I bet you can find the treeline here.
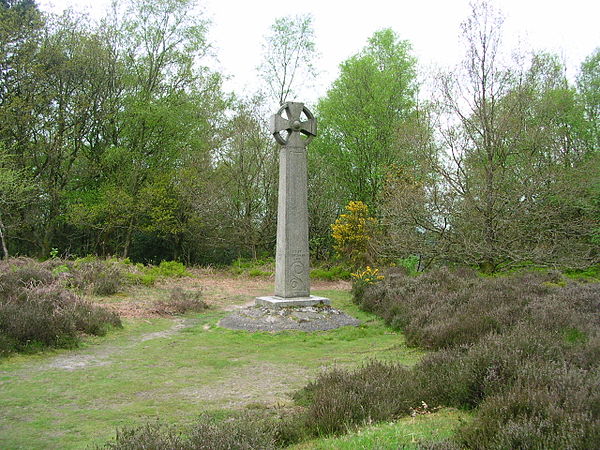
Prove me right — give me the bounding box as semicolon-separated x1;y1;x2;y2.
0;0;598;271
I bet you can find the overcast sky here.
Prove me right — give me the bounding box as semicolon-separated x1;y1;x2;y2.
38;0;599;105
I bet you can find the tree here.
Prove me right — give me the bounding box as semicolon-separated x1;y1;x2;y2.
426;2;598;271
577;48;600;149
258;14;317;105
212;97;278;259
93;0;224;259
312;28;417;210
0;8;119;256
0;148;36;259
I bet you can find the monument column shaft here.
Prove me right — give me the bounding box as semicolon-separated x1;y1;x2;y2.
275;133;310;298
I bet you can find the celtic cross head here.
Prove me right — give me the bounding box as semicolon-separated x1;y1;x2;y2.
269;102;317;146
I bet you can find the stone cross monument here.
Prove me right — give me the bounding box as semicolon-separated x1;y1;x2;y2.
256;102;330;308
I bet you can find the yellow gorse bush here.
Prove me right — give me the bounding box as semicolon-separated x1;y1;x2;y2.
351;265;384;284
331;201;376;268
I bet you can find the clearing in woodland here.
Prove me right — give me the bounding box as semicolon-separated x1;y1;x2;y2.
0;270;431;449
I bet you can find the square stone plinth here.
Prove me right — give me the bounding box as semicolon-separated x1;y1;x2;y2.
255;295;330;308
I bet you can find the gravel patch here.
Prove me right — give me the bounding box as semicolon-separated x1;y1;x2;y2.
218;305;360;332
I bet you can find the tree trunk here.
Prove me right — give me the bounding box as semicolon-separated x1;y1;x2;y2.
122;217;134;259
0;213;9;260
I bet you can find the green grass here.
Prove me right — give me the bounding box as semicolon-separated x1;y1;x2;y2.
0;289;424;449
291;408;469;449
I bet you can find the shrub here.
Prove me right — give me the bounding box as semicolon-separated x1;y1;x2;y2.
101;422;186;449
149;261;191;278
310;265;352;281
125;272;157;286
152;288;208;315
342;268;600;448
395;255;420;275
458;365;600;449
296;361;418;436
0;262;53;296
247;269;272;277
68;258;191;293
102;414;277;450
186;414;276;449
229;257;274;277
70;259;125;295
331;200;377;268
350;266;384;301
0;259;122;356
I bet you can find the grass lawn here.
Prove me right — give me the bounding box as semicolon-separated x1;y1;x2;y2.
292;408;469;449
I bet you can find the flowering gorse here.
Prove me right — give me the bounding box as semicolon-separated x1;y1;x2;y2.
331;201;376;268
351;266;384;284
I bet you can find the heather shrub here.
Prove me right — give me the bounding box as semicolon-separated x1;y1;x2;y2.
344;268;600;448
458;366;600;449
68;257;191;294
186;414;276;449
355;268;579;350
0;259;122;356
70;259;125;295
102;414;277;450
0;262;53;295
296;361;418;435
152;287;208;315
101;422;186;449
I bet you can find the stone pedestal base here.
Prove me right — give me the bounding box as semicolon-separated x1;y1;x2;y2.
255;295;330;308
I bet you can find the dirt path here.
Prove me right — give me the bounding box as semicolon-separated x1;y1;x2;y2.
39;318;198;372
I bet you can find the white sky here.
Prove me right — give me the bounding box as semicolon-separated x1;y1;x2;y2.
39;0;600;105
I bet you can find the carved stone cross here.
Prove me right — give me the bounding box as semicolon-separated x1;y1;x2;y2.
270;102;317;146
256;102;330;308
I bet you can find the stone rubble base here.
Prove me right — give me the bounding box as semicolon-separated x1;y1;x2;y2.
218;305;360;332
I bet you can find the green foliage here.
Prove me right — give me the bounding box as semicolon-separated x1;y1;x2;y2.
0;0;597;277
51;264;70;275
149;261;191;278
310;265;352;281
564;265;600;280
229;257;274;277
312;28;417;207
121;260;191;286
577;47;600;147
395;255;420;275
247;269;272;277
426;10;600;271
125;272;157;286
563;327;587;344
350;266;384;301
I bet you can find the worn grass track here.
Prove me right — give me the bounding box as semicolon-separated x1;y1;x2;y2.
0;280;425;449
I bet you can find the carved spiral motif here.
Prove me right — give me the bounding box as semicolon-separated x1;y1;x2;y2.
291;261;304;274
